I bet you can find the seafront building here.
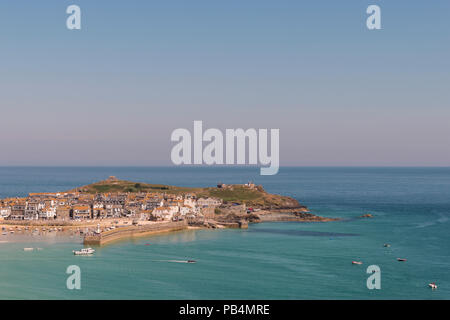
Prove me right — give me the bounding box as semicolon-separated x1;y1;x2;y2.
0;191;222;222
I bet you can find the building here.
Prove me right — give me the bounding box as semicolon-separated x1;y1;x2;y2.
39;206;56;219
145;198;164;210
10;202;26;220
56;206;71;220
197;197;222;208
73;205;91;220
25;201;40;220
152;206;178;221
0;187;205;222
0;207;11;219
93;208;107;219
106;204;123;218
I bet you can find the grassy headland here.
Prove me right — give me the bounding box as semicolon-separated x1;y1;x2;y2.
69;179;305;210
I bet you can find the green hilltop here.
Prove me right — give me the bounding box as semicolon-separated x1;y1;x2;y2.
68;177;304;210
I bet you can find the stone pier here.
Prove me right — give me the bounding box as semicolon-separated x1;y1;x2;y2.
84;220;188;245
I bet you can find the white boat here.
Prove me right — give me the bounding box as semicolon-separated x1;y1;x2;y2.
429;282;438;289
23;248;34;251
352;261;363;265
73;247;95;256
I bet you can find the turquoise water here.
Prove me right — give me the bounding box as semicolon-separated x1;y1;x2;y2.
0;167;449;299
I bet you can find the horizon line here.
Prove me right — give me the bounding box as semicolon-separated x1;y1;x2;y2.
0;165;449;168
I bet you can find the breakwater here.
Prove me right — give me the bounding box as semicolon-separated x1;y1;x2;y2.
258;212;338;222
84;221;188;245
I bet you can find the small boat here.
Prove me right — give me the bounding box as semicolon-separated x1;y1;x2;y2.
383;244;391;247
162;260;197;264
23;248;34;251
73;248;95;256
429;282;437;289
397;258;407;262
352;261;363;265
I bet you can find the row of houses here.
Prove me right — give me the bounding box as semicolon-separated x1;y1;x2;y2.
0;191;222;222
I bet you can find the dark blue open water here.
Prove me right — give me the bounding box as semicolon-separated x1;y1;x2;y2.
0;167;448;299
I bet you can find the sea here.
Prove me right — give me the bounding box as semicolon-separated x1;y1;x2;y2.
0;167;448;299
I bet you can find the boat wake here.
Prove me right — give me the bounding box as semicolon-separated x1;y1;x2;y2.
154;260;197;264
414;213;449;228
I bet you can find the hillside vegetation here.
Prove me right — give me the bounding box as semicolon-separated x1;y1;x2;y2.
68;178;305;210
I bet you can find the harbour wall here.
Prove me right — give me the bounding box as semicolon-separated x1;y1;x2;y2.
84;220;188;245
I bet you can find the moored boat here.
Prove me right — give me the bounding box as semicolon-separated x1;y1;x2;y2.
73;247;95;255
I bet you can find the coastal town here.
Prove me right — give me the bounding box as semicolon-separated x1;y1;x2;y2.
0;176;326;245
0;177;231;223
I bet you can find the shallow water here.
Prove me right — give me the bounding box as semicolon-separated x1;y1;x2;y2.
0;167;448;299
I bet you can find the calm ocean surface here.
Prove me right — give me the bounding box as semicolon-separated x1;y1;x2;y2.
0;167;448;299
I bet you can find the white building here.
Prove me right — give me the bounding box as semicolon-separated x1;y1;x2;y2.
0;207;11;219
183;197;197;208
93;202;104;209
197;197;222;208
39;207;56;219
152;206;179;220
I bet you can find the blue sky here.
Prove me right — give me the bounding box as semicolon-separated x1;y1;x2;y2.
0;0;449;166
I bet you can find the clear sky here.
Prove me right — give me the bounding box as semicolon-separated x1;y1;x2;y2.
0;0;449;166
